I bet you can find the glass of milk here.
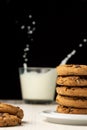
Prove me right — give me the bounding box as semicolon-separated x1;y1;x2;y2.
19;67;57;103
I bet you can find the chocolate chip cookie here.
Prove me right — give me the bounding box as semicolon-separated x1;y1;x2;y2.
56;95;87;108
0;102;24;119
56;76;87;86
0;102;24;127
0;113;21;127
56;86;87;97
56;64;87;76
56;105;87;114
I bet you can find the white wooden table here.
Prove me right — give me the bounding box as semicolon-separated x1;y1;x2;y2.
0;100;87;130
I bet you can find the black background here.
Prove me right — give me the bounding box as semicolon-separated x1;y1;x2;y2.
0;0;87;99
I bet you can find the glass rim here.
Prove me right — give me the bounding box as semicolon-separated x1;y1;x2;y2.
19;67;56;70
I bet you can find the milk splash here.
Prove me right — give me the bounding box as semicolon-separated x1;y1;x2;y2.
20;14;36;72
60;38;87;65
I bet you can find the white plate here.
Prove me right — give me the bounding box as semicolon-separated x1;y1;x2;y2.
41;110;87;125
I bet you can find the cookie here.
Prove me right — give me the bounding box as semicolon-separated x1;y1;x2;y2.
56;86;87;97
56;64;87;76
0;113;21;127
0;102;24;119
56;76;87;86
56;95;87;108
56;105;87;114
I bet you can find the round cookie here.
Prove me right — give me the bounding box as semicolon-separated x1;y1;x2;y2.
56;95;87;108
56;64;87;76
56;76;87;86
56;105;87;114
56;86;87;97
0;113;21;127
0;102;24;119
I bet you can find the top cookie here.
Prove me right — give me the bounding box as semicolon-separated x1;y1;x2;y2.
56;64;87;75
0;102;24;119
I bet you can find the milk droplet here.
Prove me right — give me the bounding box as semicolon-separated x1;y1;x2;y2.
23;55;26;58
28;30;33;34
79;43;83;47
83;39;87;42
27;26;31;30
25;44;29;48
32;21;36;25
29;15;32;19
24;48;29;51
21;25;25;29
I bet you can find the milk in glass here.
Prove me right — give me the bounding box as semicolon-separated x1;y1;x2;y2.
19;67;57;103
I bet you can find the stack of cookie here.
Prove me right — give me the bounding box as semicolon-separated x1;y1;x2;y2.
56;64;87;114
0;102;24;127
